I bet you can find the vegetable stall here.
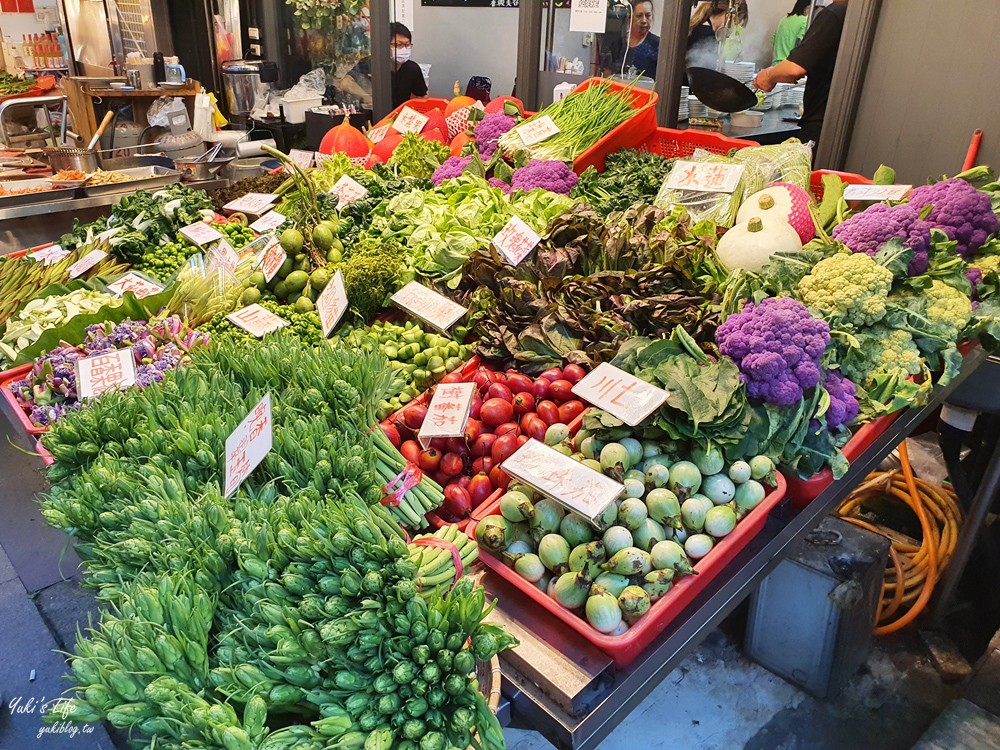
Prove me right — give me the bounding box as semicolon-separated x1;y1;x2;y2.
0;79;998;750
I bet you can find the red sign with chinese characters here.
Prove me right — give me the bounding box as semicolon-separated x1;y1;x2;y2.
418;382;475;448
492;216;541;266
316;269;348;336
571;362;669;427
502;439;624;521
664;160;745;194
105;272;165;299
76;348;137;399
226;304;289;338
224;394;273;497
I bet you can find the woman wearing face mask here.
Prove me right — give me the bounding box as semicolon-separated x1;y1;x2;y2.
338;22;428;111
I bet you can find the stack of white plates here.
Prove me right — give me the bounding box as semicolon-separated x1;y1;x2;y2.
678;86;689;120
723;61;756;84
774;81;805;110
688;97;707;119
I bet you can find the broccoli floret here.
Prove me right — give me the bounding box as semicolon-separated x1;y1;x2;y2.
797;252;894;328
831;203;931;276
839;325;924;389
907;178;999;259
716;296;831;407
510;160;579;196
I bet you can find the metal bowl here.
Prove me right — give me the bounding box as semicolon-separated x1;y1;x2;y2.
45;148;99;173
172;157;235;181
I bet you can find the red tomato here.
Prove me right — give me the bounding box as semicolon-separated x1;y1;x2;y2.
505;372;533;394
443;485;472;518
417;449;442;472
558;400;586;424
473;367;501;391
494;422;520;437
480;398;514;427
381;422;401;448
400;440;421;464
471;433;497;458
472;456;495;475
491;433;520;464
536;400;561;426
489;465;511;491
540;367;564;382
531;378;551;400
402;404;427;430
521;415;548;442
563;363;587;384
468;473;494;507
549;379;575;403
440;452;465;477
512;391;536;416
486;382;514;402
440;371;465;384
469;395;482;419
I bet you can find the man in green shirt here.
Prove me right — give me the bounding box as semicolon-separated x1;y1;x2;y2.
772;0;810;65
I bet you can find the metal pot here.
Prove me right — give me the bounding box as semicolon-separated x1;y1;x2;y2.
45;147;99;172
173;157;235;181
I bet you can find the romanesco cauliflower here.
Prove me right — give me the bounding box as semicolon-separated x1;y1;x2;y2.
796;252;894;328
839;325;924;389
899;279;972;342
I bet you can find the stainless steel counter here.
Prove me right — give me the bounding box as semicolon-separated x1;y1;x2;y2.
682;105;803;146
493;347;987;749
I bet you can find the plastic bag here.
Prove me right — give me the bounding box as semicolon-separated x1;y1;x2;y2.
283;68;326;101
654;139;813;227
147;96;188;128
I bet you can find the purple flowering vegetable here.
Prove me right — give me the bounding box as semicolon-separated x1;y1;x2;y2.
488;177;511;194
716;297;831;407
907;178;999;259
823;371;860;429
510;160;579;195
474;112;515;160
431;155;473;186
831;202;930;275
966;266;983;301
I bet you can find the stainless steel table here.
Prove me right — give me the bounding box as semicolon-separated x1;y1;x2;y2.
492;348;987;749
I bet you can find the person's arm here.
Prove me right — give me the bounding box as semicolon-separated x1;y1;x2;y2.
753;59;806;91
337;74;373;107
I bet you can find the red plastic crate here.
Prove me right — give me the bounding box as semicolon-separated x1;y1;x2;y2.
376;97;451;129
0;363;45;437
637;126;758;159
469;474;785;668
809;169;871;203
569;78;659;175
36;438;53;466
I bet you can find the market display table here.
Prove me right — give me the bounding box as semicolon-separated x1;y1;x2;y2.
492;347;987;750
682;105;802;146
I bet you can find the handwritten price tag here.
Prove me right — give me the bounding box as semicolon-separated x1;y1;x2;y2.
843;184;912;202
227;304;289;338
664;160;745;194
390;281;468;333
180;221;224;246
572;362;669;427
517;115;560;146
68;249;108;279
250;211;287;233
329;174;369;207
224;394;273;497
223;192;278;216
28;244;69;266
289;148;315;168
418;382;476;449
392;106;429;134
367;125;390;144
502;439;624;521
208;239;240;274
256;237;287;282
493;216;541;266
105;272;165;299
76;348;136;399
317;268;348;336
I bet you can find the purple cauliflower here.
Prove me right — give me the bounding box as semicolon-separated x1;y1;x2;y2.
431;155;473;186
716;296;831;407
832;202;930;276
488;177;511;194
474;112;515;160
823;371;859;429
510;160;579;196
966;266;983;301
907;178;999;259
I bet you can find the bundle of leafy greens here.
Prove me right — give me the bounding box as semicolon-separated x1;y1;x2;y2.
572;148;676;214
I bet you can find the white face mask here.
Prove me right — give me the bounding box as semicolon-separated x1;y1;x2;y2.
393;46;412;64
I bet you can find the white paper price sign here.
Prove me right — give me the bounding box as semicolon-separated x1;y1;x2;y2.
250;211;287;233
317;268;348;336
68;249;108;279
572;362;670;427
843;184;912;202
180;221;224;246
106;272;164;299
227;304;289;338
329;174;369;207
390;281;468;333
28;244;69;266
367;124;390;144
223;192;278;216
517;115;560;146
256;237;287;282
502;439;624;520
493;216;541;266
569;0;608;32
288;148;315;168
76;348;136;399
224;394;273;497
392;106;429;134
418;382;476;449
664;161;745;194
208;239;240;274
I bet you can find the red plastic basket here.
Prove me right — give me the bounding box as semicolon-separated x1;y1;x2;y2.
376;97;451;130
569;78;659;174
0;363;45;437
809;169;872;203
637;126;758;159
36;438;53;466
469;473;786;668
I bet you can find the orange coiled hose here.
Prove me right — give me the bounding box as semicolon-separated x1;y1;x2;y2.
836;441;962;635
